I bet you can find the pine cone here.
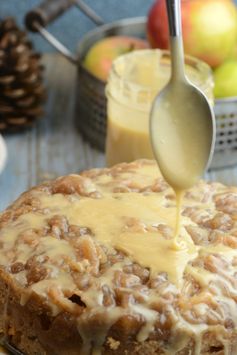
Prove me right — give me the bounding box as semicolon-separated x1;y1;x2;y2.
0;17;45;131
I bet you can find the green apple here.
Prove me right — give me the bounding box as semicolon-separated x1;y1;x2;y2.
83;36;148;82
214;59;237;98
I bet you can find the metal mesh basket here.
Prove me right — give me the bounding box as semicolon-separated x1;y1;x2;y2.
25;3;147;151
211;97;237;169
76;66;107;150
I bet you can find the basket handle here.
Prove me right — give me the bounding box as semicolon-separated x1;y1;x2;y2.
25;0;104;63
25;0;74;31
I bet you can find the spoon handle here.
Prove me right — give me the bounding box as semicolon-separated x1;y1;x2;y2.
166;0;185;80
166;0;182;37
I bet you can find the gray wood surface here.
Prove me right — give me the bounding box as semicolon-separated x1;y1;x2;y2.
0;54;105;211
0;53;237;212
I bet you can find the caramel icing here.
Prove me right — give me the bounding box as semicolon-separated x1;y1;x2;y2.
37;189;198;286
0;160;237;354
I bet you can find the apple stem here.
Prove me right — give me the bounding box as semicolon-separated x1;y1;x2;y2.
121;43;135;55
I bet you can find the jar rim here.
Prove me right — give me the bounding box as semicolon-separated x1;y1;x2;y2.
109;48;213;93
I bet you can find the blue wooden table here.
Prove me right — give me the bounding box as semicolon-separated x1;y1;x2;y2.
1;53;237;212
0;54;105;211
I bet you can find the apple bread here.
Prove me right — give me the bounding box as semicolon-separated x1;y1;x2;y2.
0;160;237;354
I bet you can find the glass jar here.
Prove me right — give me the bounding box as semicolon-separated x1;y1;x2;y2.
105;49;214;166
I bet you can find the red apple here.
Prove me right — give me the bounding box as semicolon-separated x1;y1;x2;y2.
147;0;237;68
83;36;148;82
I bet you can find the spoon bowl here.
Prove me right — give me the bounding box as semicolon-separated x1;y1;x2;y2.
150;77;215;191
150;0;215;192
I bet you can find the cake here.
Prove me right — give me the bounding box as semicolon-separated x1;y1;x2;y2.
0;159;237;354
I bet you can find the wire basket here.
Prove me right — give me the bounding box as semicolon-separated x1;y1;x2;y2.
76;65;106;150
210;97;237;169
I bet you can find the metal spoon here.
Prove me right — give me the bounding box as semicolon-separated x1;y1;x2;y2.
150;0;215;192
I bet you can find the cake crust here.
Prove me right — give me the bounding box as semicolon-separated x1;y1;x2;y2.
0;160;237;354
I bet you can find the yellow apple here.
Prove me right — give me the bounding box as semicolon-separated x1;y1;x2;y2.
83;36;148;82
